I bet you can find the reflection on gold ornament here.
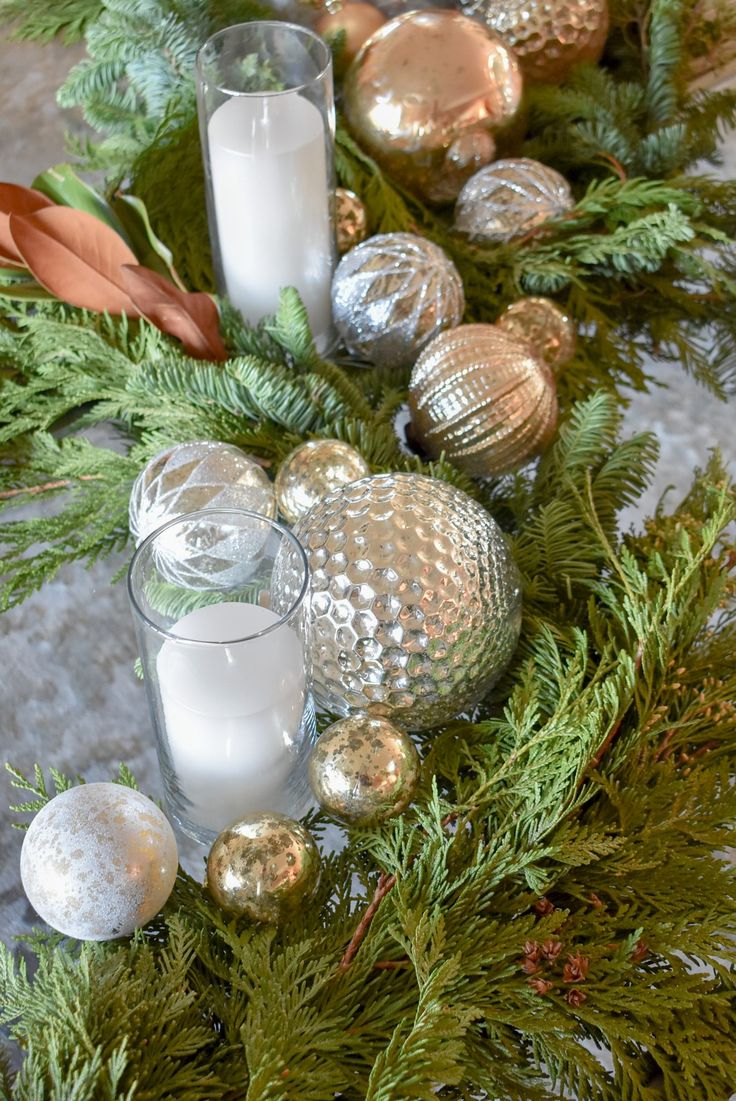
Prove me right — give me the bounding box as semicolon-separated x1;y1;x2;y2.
275;438;370;525
408;324;558;476
496;297;576;373
335;187;369;253
315;1;386;64
457;0;609;84
343;10;523;204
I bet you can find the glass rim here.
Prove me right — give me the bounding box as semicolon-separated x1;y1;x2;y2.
195;20;332;99
127;507;310;645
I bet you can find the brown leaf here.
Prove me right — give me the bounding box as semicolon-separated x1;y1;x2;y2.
9;206;139;315
121;264;227;361
0;183;54;265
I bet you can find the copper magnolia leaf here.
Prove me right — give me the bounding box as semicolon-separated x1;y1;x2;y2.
9;206;139;315
0;183;54;265
121;264;227;361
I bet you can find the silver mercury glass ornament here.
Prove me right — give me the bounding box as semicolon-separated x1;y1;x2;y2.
454;158;575;244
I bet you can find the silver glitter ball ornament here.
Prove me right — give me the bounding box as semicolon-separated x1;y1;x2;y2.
454;158;574;244
409;323;557;477
335;187;369;254
275;439;370;526
457;0;609;85
331;232;465;368
308;715;420;825
295;472;521;728
206;812;320;923
496;297;576;373
20;783;178;940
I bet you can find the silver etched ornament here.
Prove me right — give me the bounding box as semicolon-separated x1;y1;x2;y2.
20;784;178;940
454;158;574;244
457;0;609;84
335;187;369;254
308;715;420;825
331;232;465;368
409;323;557;476
206;812;320;923
275;439;370;525
496;297;576;373
294;472;521;728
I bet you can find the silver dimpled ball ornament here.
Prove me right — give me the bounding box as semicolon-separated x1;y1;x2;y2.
275;439;370;526
409;323;558;477
20;783;178;940
454;158;575;244
496;297;577;373
308;715;420;825
331;232;465;368
295;472;521;728
206;812;320;923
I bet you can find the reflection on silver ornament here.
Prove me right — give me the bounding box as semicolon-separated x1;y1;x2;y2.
295;472;522;729
343;10;523;204
331;232;464;368
335;187;369;254
496;297;576;373
206;812;320;923
409;323;558;476
457;0;609;84
275;439;370;525
20;783;178;940
308;715;420;824
454;158;574;244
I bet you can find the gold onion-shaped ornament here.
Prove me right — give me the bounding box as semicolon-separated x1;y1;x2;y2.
409;318;569;477
343;10;523;204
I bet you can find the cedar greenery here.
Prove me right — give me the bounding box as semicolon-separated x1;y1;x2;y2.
1;0;736;1097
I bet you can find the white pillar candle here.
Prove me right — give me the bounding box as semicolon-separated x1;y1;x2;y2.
156;600;307;833
208;92;333;350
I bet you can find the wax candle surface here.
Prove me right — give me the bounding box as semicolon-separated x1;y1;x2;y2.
208;93;333;350
156;601;306;833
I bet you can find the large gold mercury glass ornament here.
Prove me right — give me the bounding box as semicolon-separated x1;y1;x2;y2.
343;10;523;204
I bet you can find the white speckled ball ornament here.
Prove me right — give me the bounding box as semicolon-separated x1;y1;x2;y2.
20;783;178;940
331;232;465;368
454;158;575;244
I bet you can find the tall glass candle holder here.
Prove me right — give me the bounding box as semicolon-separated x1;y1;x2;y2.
196;22;336;353
128;508;315;844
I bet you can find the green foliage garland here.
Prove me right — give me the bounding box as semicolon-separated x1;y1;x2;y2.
0;0;736;1096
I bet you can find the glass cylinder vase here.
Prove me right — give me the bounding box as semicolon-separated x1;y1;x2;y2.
196;21;336;353
127;508;315;844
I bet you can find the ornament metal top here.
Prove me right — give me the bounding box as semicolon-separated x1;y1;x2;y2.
275;438;370;525
343;10;523;204
454;158;575;244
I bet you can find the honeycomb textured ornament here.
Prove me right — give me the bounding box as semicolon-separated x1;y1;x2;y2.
343;10;523;204
496;297;577;373
331;232;465;368
294;472;522;728
409;324;558;476
454;158;574;244
457;0;609;84
275;439;370;525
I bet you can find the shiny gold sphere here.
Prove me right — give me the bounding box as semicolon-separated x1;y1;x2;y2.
496;297;576;373
315;1;386;63
206;813;320;923
335;187;369;254
308;716;420;825
275;439;370;525
343;10;523;204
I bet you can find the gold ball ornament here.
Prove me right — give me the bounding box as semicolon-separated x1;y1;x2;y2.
20;783;178;940
454;158;575;244
408;324;558;477
457;0;609;84
315;1;386;64
335;187;369;254
275;439;370;526
496;297;576;373
308;715;420;825
343;10;523;204
206;813;320;923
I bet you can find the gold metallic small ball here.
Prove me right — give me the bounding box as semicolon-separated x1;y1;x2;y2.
496;297;577;373
316;1;386;63
206;813;320;923
308;716;420;825
343;10;523;204
275;439;370;525
335;187;369;254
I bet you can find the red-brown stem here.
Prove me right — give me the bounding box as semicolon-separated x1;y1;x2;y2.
373;959;410;970
597;151;628;181
0;475;102;500
339;872;397;973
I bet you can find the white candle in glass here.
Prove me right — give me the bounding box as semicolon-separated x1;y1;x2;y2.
207;92;333;350
156;600;306;833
